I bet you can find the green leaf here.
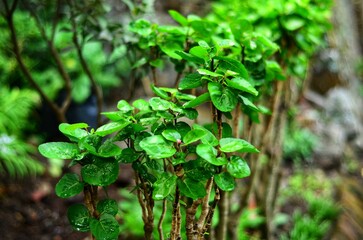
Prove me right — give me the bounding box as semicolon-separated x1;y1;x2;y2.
55;173;84;198
129;19;152;36
215;56;249;79
178;178;207;199
162;129;181;142
219;138;259;153
226;77;258;96
81;158;119;186
182;129;207;145
214;172;236;191
152;173;177;200
175;92;196;101
208;82;237;112
197;68;223;77
217;39;236;48
78;134;102;155
95;120;131;137
159;42;183;59
67;204;90;232
179;73;203;90
90;214;119;240
149;97;171;111
116;148;140;163
101;111;125;121
98;140;122;157
182;108;198;120
97;199;118;216
175;51;205;65
139;135;176;158
183;92;210;108
59;123;89;142
198;40;210;49
168;10;188;26
151;84;171;100
117;100;134;113
132;99;150;111
240;96;259;111
190;46;209;61
196;144;218;164
193;124;218;146
38;142;80;159
281;16;305;31
227;156;251;178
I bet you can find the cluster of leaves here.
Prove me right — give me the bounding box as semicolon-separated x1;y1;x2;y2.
0;87;44;177
211;0;333;82
38;7;285;238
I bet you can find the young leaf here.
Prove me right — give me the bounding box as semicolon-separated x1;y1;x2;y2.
208;82;237;112
152;173;177;200
117;100;134;113
139;135;176;158
219;138;259;153
81;158;119;186
90;214;119;240
196;144;218;165
175;51;205;65
149;97;171;111
151;84;171;100
59;123;89;142
67;204;90;232
97;199;118;216
240;96;259;111
168;10;188;26
227;156;251;178
183;92;210;108
95;120;131;137
162;129;181;142
177;178;207;200
38;142;80;159
226;77;258;96
215;56;249;79
197;68;223;77
55;173;84;198
179;73;203;90
132;99;150;111
215;172;236;191
182;129;207;145
190;46;209;61
193;124;218;146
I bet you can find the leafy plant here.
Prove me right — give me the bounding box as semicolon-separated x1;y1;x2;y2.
37;6;283;239
0;87;44;177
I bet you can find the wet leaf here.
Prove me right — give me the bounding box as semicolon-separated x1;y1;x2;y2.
39;142;80;159
208;82;237;112
227;155;251;178
219;138;259;153
97;199;118;216
215;172;236;191
152;173;177;200
55;173;84;198
139;135;176;158
67;204;90;232
81;158;119;186
90;214;119;240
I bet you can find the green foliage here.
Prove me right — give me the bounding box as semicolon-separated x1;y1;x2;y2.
280;171;339;240
0;87;43;177
283;125;318;163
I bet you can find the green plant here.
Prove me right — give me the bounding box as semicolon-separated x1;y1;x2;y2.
283;125;318;164
0;87;44;177
279;171;339;240
37;6;283;239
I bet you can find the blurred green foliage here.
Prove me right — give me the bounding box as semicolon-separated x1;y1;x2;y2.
0;87;44;177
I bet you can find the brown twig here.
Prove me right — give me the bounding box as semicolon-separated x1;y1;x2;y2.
2;0;67;123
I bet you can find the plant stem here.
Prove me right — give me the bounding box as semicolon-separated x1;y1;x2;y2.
158;199;167;240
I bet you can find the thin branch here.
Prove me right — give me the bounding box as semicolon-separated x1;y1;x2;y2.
68;0;103;127
158;199;167;240
25;1;72;114
3;0;66;123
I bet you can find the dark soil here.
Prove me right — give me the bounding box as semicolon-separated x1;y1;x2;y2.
0;174;88;240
